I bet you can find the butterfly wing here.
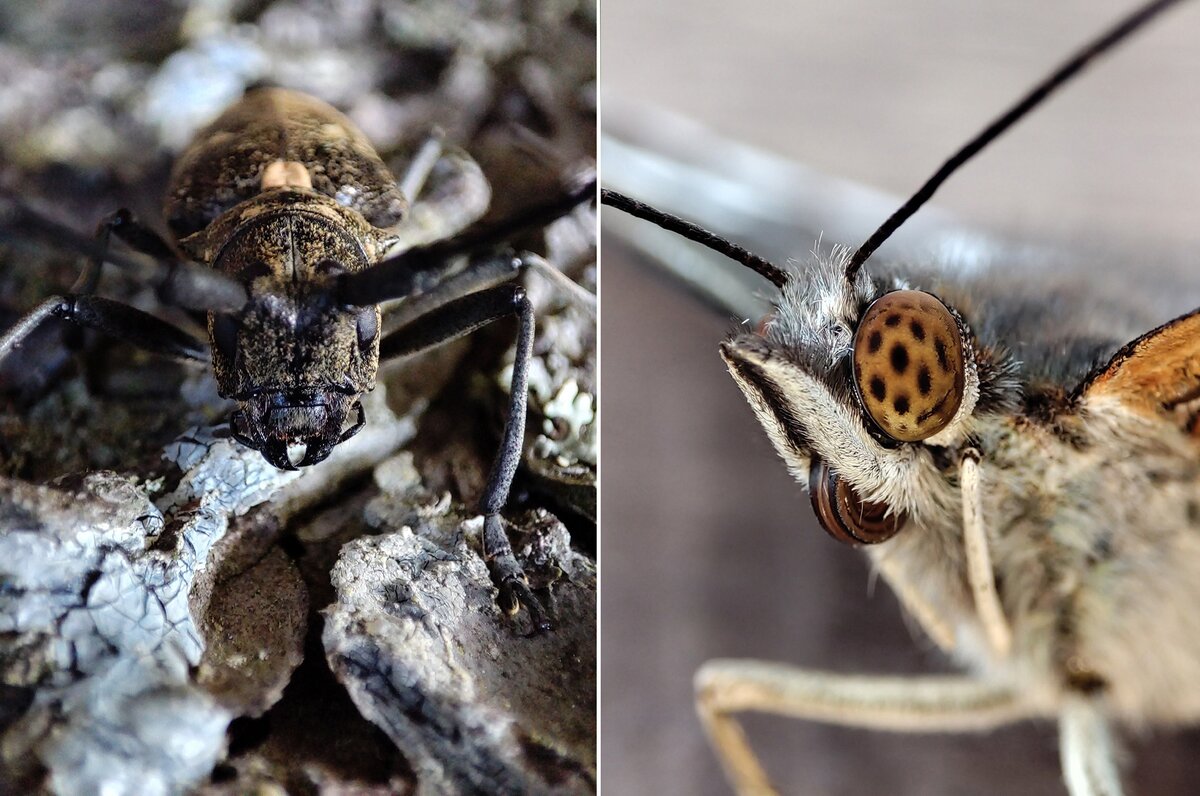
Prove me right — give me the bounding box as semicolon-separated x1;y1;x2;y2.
1077;306;1200;431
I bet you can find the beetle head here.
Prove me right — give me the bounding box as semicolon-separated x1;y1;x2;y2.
205;196;384;470
230;388;364;469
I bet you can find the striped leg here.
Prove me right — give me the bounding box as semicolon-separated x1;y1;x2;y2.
695;659;1030;796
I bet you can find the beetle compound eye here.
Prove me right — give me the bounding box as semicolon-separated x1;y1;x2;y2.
851;290;965;442
356;308;378;348
212;314;240;363
808;456;905;545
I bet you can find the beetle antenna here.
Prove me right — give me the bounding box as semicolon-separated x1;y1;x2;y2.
338;176;596;305
844;0;1188;282
600;189;789;288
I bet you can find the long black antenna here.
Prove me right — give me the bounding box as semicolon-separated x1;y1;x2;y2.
338;176;596;305
600;188;789;288
844;0;1189;281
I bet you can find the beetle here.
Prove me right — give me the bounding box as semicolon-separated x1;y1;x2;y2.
0;86;593;627
601;0;1200;793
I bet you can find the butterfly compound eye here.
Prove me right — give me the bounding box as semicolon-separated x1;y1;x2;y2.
852;290;965;442
808;456;905;545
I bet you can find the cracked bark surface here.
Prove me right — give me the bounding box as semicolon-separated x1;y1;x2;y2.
0;1;596;793
325;454;595;795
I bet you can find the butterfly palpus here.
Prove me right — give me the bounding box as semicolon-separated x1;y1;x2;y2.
0;86;594;631
603;0;1200;793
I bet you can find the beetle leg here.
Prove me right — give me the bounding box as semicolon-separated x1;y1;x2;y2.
382;254;522;334
518;251;596;314
695;659;1032;796
379;281;549;631
97;208;176;263
390;144;492;252
69;208;185;340
398;133;445;200
0;295;208;366
70;213;115;297
0;194;246;314
382;248;595;334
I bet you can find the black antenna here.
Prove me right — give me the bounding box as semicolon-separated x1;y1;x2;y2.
845;0;1188;281
601;189;789;288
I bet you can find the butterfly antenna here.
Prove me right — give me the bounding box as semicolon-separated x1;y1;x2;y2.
600;188;789;288
844;0;1189;282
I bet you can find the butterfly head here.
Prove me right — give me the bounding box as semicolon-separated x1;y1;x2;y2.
720;250;1014;545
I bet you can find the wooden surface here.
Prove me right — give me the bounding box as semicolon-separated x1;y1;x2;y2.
599;2;1200;794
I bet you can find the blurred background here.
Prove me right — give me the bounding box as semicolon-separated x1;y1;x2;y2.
601;1;1200;794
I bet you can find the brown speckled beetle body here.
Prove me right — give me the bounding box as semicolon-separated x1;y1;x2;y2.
165;89;404;469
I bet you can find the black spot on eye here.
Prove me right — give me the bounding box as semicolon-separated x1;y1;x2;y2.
894;395;910;414
910;320;925;341
935;338;950;371
890;344;909;374
885;314;902;327
867;330;882;353
870;376;886;401
918;367;932;396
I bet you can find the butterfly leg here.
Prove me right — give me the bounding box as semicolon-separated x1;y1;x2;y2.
961;452;1013;656
695;659;1028;796
1060;695;1125;796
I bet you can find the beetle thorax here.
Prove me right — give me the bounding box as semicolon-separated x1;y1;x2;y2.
205;205;382;468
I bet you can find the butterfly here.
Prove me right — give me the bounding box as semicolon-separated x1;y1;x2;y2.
601;1;1200;793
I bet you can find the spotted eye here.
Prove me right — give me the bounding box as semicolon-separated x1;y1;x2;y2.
808;456;905;545
851;290;965;442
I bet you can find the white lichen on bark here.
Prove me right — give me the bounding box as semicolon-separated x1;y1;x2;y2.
0;386;416;795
